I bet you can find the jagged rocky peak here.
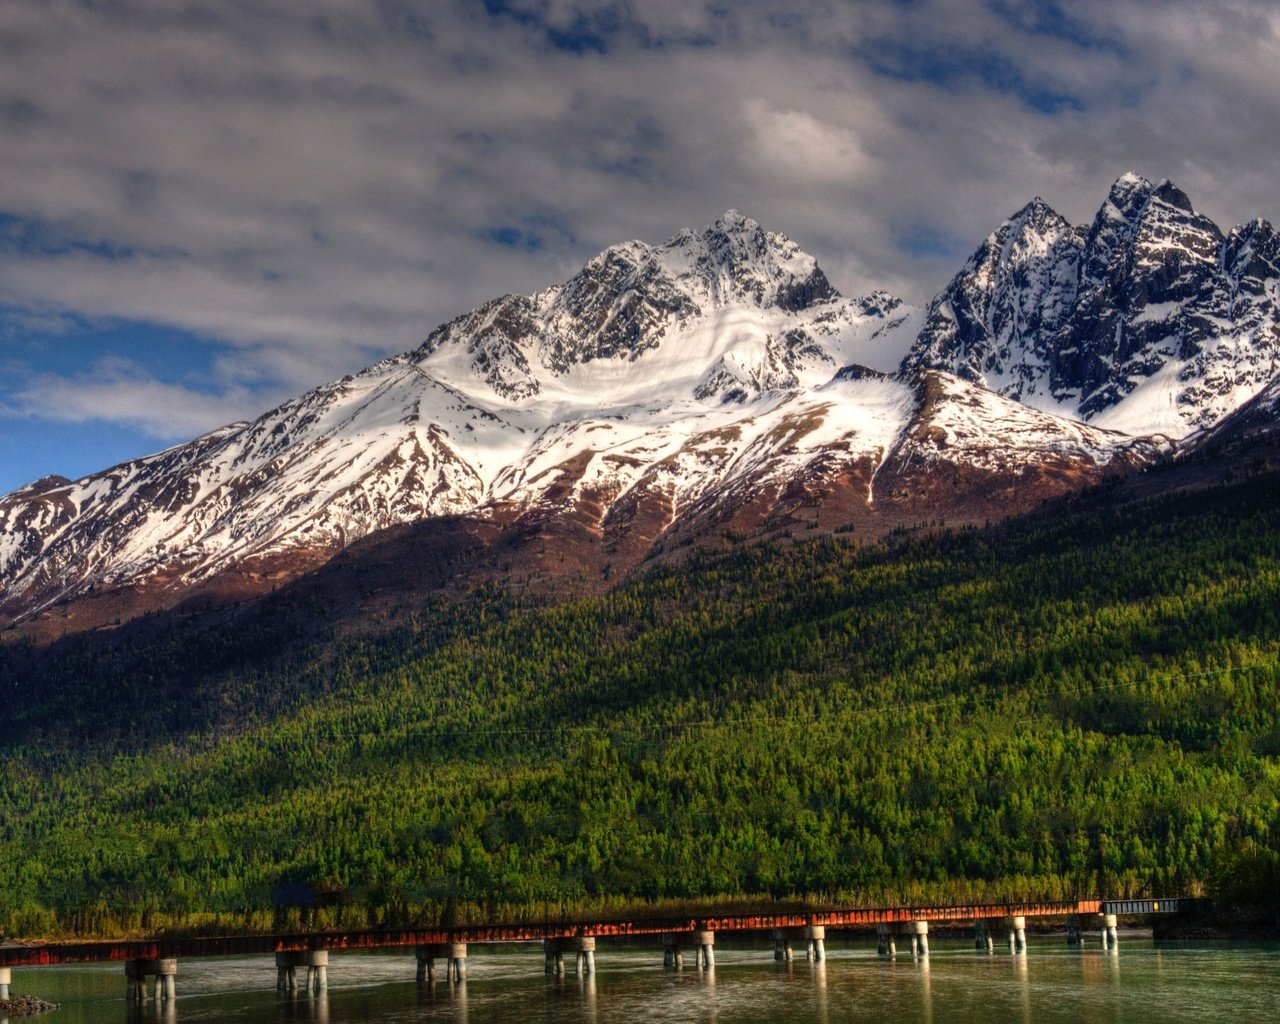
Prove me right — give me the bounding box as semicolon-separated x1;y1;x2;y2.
665;209;839;311
1225;218;1280;293
903;192;1083;393
905;172;1280;438
542;209;840;365
1100;170;1155;222
413;211;859;401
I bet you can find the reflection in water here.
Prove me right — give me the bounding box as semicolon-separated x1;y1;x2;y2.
417;978;468;1024
126;999;177;1024
545;971;598;1023
1015;950;1031;1024
811;962;828;1024
580;974;597;1024
918;956;933;1024
277;992;330;1024
11;941;1280;1024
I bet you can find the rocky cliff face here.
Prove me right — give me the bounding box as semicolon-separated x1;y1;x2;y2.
904;173;1280;438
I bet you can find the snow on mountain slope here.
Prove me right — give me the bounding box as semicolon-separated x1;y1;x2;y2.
905;173;1280;438
414;211;919;405
0;359;512;623
0;214;925;626
0;207;1175;634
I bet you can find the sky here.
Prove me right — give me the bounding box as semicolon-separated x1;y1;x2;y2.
2;0;1279;494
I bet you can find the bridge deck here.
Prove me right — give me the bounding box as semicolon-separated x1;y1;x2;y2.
0;897;1204;967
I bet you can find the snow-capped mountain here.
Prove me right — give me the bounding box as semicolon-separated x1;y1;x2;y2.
904;173;1280;438
0;200;1229;635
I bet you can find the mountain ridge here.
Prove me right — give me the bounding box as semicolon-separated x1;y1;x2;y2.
5;176;1277;640
905;172;1280;437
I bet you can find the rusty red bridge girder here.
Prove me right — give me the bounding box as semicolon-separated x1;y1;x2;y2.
0;897;1205;967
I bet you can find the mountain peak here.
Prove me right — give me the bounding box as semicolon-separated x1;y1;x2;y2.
1104;171;1154;222
1150;178;1195;214
412;211;875;402
1003;195;1071;239
907;171;1280;439
710;208;758;233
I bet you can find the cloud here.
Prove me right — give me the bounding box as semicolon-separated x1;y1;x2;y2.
0;0;1276;470
744;101;876;184
2;355;266;440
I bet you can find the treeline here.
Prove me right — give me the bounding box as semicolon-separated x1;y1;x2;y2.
2;472;1280;938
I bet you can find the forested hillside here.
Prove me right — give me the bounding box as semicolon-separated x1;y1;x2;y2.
2;468;1280;939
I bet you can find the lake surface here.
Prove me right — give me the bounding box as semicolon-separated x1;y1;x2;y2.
6;936;1278;1024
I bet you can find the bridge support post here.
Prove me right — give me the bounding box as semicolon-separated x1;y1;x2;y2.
416;946;434;983
910;921;929;958
126;959;176;1002
805;925;825;962
278;951;326;992
975;919;995;952
1101;913;1118;950
662;932;711;969
448;942;467;981
694;931;714;970
773;928;792;962
305;951;328;992
546;936;596;975
1066;916;1081;946
0;967;9;1000
1003;916;1027;954
277;952;297;991
416;943;466;983
876;923;896;957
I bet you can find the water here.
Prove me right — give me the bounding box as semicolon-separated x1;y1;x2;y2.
6;937;1278;1024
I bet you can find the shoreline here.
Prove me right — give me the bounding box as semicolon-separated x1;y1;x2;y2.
0;996;60;1017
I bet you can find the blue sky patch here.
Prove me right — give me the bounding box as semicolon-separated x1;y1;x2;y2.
0;312;236;388
487;225;545;251
484;0;616;53
0;312;254;492
892;223;970;261
861;39;1085;114
985;1;1126;57
0;211;178;261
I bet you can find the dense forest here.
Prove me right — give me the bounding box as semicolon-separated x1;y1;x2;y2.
2;468;1280;939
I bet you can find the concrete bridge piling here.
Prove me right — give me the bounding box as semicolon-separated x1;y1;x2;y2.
305;951;329;992
1005;915;1027;954
1101;913;1119;950
0;966;9;999
126;958;176;1002
875;922;897;956
805;925;826;962
544;936;596;975
910;921;929;958
664;930;714;969
772;925;823;963
275;950;329;993
416;943;467;983
772;928;791;962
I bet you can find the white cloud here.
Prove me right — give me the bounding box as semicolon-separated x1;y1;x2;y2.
744;100;876;184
